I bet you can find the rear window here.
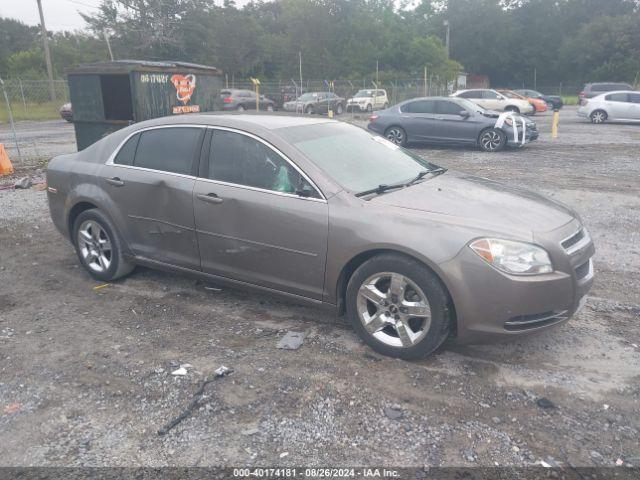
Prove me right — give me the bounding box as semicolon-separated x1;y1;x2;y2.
133;127;201;175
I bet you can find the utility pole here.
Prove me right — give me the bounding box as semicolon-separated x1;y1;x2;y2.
299;51;303;97
443;19;450;59
36;0;56;102
533;67;537;90
376;60;379;85
103;30;114;61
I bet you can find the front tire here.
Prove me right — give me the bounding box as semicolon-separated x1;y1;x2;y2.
590;110;607;124
266;104;274;112
346;254;452;359
384;126;407;146
335;103;344;115
505;105;520;114
305;105;314;115
237;105;246;112
479;128;506;152
73;209;134;282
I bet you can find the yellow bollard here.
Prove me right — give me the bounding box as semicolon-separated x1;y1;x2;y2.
551;109;560;139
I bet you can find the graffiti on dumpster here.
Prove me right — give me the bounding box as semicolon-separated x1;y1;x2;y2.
169;74;200;114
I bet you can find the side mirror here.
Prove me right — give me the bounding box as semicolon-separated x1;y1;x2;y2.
459;110;470;118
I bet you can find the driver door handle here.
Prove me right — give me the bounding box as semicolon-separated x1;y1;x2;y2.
106;177;125;187
197;192;224;205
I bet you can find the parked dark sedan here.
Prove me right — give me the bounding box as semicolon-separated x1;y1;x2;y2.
515;89;563;110
368;97;538;151
283;92;345;115
218;89;276;111
46;114;593;359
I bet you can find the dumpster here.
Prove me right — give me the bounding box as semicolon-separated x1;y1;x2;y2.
67;60;224;150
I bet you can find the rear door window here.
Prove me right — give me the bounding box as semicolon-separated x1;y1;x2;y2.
629;93;640;104
133;127;201;175
483;90;499;99
401;100;436;113
606;93;629;102
458;90;481;99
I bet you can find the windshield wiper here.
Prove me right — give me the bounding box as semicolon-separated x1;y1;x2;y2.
355;167;448;197
355;183;406;197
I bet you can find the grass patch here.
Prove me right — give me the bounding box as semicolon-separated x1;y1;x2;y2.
561;95;579;106
0;101;61;122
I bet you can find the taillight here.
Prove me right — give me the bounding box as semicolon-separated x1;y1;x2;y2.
223;97;233;103
370;114;379;121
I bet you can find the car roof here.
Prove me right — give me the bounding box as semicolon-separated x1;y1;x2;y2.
594;90;638;96
130;113;335;131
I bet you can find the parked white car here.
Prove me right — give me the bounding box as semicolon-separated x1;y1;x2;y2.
451;89;535;115
577;90;640;123
346;89;389;112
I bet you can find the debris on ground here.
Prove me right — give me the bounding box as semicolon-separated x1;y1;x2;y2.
383;405;404;420
158;365;234;435
276;331;305;350
92;283;111;292
14;177;32;189
204;286;222;292
3;402;22;415
536;397;556;409
241;427;260;436
171;367;188;376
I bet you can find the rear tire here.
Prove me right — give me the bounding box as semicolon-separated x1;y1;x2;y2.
505;105;520;114
346;253;452;359
237;105;246;112
479;128;506;152
72;209;134;282
384;126;407;147
590;110;607;124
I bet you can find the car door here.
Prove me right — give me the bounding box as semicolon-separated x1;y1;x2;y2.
193;128;329;300
604;93;632;120
431;100;479;143
482;90;504;110
400;99;439;141
458;90;486;109
100;126;204;270
629;93;640;120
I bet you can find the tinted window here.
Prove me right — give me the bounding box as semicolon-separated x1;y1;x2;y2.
483;90;499;99
458;91;481;99
436;100;464;115
208;130;319;197
114;133;139;166
606;93;629;102
629;93;640;104
402;100;436;113
134;127;200;175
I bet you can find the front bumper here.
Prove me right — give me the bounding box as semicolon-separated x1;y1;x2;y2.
439;219;595;344
504;125;539;146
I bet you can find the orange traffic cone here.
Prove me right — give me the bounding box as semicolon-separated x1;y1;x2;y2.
0;144;14;175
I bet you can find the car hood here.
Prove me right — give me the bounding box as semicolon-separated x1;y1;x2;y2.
369;171;575;235
478;110;535;126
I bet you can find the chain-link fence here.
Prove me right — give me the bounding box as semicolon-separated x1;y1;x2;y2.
0;79;69;123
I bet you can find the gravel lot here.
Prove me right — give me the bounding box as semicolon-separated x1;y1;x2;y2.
1;108;639;469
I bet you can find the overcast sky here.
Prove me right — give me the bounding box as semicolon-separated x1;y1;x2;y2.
0;0;255;32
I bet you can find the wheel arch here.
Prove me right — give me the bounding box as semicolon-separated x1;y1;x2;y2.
67;200;99;238
335;248;458;336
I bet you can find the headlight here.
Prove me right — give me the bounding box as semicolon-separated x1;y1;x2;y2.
469;238;553;275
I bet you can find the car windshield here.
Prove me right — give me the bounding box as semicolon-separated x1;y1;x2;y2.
354;90;374;97
298;93;318;101
455;98;486;113
278;123;441;194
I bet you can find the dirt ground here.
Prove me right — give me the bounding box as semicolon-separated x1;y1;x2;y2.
1;108;639;469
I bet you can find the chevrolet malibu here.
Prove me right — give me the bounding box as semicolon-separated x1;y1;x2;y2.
47;115;594;359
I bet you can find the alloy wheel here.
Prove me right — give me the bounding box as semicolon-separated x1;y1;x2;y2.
480;130;503;151
385;128;405;145
77;220;112;273
591;111;606;124
356;272;431;348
